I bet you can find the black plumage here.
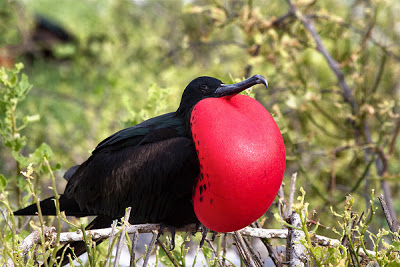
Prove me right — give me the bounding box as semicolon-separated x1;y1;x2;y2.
14;75;268;265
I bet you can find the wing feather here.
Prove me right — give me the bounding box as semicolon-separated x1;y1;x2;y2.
93;112;184;152
65;137;199;226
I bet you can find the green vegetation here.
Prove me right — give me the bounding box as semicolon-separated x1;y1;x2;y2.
1;0;399;266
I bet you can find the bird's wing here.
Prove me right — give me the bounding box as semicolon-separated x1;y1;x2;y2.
61;112;186;182
93;112;185;152
63;115;199;226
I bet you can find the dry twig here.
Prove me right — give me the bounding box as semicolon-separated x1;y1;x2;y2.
142;231;158;267
114;207;131;267
157;239;180;267
378;195;399;238
129;229;138;267
287;172;297;217
105;220;118;267
205;239;225;267
232;231;257;267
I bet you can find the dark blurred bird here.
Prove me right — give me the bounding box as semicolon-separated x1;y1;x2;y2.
1;14;76;68
15;74;286;266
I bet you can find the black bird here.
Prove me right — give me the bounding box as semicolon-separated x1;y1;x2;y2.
15;75;268;265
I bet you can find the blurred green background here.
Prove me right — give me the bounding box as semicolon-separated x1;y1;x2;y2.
1;0;400;248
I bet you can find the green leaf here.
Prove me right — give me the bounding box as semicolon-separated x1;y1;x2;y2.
9;73;17;87
392;240;400;251
29;143;54;165
11;150;28;167
55;163;62;170
0;174;6;191
17;74;32;99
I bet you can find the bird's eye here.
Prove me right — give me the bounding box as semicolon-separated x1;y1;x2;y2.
200;85;209;92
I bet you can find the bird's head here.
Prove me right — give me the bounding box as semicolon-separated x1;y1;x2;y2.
176;75;268;117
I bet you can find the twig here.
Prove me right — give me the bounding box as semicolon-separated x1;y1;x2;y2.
309;14;400;62
277;184;286;219
287;0;358;114
232;231;257;267
142;231;158;267
105;220;118;267
341;212;363;266
17;217;32;233
114;207;131;267
129;229;138;267
260;238;282;267
378;195;399;237
222;233;227;266
0;207;14;232
157;239;180;267
242;236;264;267
380;180;397;225
252;221;282;267
205;239;224;267
271;10;295;28
287;172;297;217
339;17;375;68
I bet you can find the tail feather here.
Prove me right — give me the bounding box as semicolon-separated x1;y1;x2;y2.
14;195;95;217
14;196;58;216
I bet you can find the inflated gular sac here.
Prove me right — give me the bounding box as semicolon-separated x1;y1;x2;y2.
191;94;286;232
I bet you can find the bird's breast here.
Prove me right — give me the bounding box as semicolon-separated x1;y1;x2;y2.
190;94;285;232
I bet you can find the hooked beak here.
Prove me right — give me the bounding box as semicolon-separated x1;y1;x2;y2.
214;74;268;97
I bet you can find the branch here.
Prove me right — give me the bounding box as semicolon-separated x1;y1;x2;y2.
287;172;298;217
286;212;307;266
286;0;358;114
259;238;283;267
309;14;400;62
142;231;157;267
105;220;118;267
5;222;377;267
378;195;399;236
157;239;180;267
114;207;131;267
232;231;258;267
129;229;139;267
205;239;225;267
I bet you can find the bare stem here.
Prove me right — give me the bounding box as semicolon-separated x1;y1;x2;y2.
114;207;131;267
378;195;399;238
142;231;158;267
